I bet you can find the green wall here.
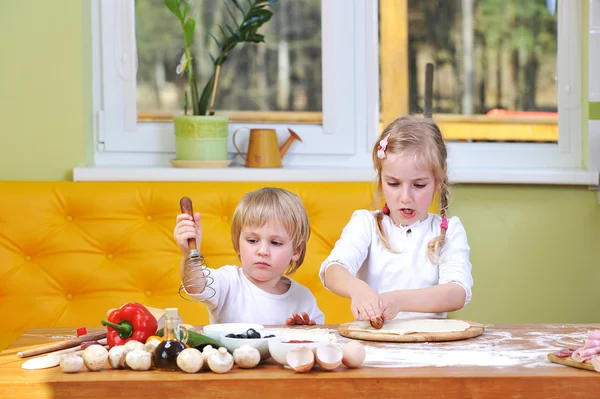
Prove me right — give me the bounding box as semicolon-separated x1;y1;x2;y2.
451;185;600;323
0;1;598;324
0;0;91;180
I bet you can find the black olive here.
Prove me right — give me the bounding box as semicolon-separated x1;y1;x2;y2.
252;331;261;339
263;334;275;338
236;334;247;339
246;328;257;337
225;333;236;338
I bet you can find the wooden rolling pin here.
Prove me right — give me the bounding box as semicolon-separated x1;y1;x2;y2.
17;331;107;358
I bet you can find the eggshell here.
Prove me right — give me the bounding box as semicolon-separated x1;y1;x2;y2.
341;341;366;368
315;344;343;371
286;347;314;372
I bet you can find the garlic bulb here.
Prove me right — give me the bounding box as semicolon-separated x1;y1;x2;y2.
207;347;234;374
233;344;261;369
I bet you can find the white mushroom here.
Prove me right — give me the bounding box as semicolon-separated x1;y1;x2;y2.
201;345;217;370
207;347;233;374
232;344;261;369
60;354;84;373
108;345;127;369
125;350;152;371
176;348;203;373
123;340;146;352
82;344;109;371
145;339;162;355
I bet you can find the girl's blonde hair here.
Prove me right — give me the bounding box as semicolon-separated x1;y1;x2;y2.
231;187;310;274
371;115;450;264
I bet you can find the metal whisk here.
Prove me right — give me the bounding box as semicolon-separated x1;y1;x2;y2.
177;196;216;301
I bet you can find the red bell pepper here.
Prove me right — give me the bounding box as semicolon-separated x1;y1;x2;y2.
101;302;158;348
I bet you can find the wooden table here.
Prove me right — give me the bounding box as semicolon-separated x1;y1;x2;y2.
1;324;599;398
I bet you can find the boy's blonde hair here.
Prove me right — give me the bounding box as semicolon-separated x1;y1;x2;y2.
371;115;449;264
231;187;310;274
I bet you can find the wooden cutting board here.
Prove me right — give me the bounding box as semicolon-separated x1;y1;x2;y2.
547;352;596;372
338;320;484;342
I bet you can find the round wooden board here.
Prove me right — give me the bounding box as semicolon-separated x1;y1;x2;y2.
338;320;485;342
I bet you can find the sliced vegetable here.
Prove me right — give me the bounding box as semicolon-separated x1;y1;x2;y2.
155;327;221;349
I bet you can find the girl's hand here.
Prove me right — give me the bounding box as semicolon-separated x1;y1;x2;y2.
350;280;383;322
173;212;201;255
380;291;400;320
285;312;317;326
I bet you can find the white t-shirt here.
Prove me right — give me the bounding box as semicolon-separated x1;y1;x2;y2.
319;210;473;319
190;265;325;325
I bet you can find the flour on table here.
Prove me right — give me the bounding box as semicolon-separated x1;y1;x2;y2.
348;318;471;335
346;329;590;368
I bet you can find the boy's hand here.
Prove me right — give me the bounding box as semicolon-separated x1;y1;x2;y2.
285;312;316;326
349;280;383;322
174;212;201;255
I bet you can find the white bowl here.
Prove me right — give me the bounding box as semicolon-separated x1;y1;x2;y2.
268;335;331;367
219;329;277;361
201;323;264;343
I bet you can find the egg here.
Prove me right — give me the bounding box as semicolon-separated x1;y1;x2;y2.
286;346;315;372
341;341;366;368
315;344;343;371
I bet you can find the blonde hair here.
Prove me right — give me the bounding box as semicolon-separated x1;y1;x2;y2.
231;187;310;274
372;115;450;264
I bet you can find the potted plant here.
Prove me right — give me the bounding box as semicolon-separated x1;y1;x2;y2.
165;0;276;165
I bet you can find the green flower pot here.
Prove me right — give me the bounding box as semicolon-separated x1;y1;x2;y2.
174;115;229;161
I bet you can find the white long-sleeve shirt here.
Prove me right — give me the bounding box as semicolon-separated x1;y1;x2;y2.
190;265;325;325
319;210;473;319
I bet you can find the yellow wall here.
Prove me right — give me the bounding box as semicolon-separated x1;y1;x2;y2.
0;0;91;180
0;1;598;324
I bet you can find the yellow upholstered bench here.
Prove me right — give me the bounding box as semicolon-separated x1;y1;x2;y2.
1;181;411;349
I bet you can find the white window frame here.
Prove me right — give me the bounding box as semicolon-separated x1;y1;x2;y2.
91;0;377;168
80;0;598;185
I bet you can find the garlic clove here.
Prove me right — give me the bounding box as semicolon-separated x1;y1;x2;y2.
286;347;315;373
207;346;234;374
315;344;343;371
233;344;261;369
341;341;366;368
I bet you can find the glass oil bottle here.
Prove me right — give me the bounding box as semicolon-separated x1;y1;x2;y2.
153;307;187;371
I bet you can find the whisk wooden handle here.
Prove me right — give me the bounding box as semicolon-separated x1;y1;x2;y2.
180;196;197;252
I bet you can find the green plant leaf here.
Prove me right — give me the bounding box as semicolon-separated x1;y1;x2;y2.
225;3;240;26
208;32;222;48
231;0;246;15
198;73;216;115
164;0;183;21
247;33;265;43
184;19;195;48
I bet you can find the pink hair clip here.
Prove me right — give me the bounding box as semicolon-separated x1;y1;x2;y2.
440;217;448;230
377;133;391;159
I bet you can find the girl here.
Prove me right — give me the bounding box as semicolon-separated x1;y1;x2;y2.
174;187;324;325
319;115;473;323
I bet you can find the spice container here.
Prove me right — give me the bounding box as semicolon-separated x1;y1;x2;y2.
153;308;188;371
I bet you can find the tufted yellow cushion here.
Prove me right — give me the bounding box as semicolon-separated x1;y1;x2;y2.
0;181;438;340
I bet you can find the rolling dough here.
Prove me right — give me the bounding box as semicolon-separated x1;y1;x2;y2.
348;318;470;335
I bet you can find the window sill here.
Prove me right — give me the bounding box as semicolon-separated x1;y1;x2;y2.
73;165;599;185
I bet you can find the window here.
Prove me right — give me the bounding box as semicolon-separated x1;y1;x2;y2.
379;0;584;173
91;0;379;168
87;0;595;184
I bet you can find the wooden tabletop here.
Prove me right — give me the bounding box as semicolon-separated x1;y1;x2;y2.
1;323;599;399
